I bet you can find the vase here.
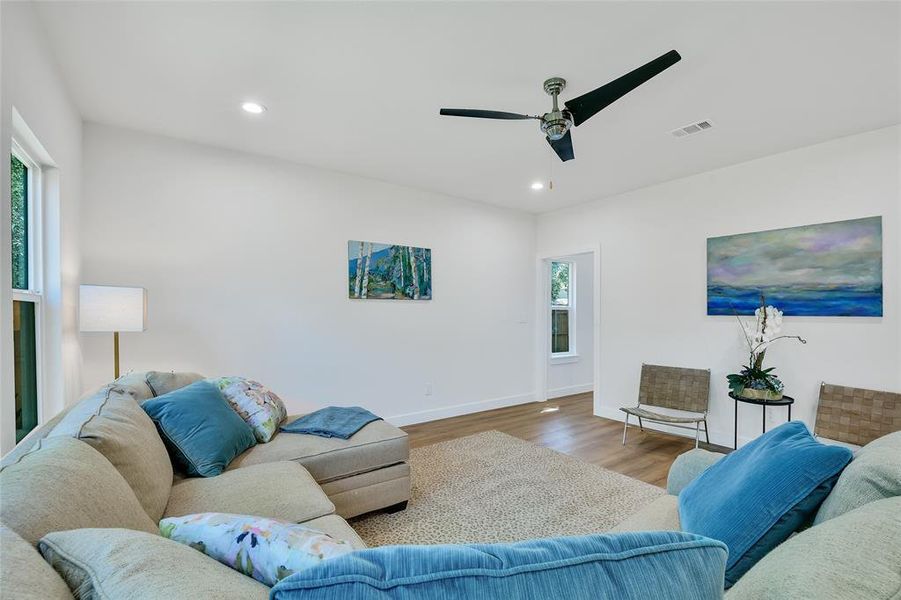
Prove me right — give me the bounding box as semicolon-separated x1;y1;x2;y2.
740;388;784;401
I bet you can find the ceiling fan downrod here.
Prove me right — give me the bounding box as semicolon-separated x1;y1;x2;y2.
540;77;572;142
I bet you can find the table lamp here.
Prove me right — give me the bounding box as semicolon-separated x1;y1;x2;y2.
79;285;147;378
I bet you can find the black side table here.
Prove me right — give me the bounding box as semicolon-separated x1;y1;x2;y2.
730;392;794;450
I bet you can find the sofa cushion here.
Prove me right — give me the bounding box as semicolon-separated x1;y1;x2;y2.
0;526;73;600
210;377;288;443
146;370;205;396
164;461;335;522
111;371;155;401
679;421;852;587
271;531;728;600
142;380;257;477
38;528;270;600
0;437;157;544
666;448;724;496
228;420;408;483
727;497;901;600
301;515;367;550
0;404;73;470
610;495;681;533
161;513;355;586
48;385;173;521
814;431;901;524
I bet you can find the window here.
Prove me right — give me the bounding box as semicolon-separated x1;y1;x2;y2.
550;260;574;356
10;145;42;443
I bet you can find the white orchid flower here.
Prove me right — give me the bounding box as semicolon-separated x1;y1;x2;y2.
735;298;806;362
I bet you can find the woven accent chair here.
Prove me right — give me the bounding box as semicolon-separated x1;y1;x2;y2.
815;382;901;446
621;364;711;448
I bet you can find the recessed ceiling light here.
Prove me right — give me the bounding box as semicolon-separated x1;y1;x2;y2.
530;182;544;191
241;101;266;114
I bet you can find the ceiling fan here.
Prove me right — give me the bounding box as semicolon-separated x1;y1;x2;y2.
439;50;681;163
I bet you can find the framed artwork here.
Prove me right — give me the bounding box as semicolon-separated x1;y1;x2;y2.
707;216;882;316
348;241;432;300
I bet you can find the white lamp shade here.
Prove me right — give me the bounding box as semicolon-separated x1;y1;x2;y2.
79;285;147;332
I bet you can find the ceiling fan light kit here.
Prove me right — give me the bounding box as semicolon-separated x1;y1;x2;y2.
439;49;681;163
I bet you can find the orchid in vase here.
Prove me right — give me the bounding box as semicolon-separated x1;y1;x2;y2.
727;295;807;401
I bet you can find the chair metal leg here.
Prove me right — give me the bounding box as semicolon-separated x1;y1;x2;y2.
622;414;630;445
637;416;644;431
703;419;710;445
694;421;700;448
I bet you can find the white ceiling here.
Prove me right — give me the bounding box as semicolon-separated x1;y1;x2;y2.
35;1;900;214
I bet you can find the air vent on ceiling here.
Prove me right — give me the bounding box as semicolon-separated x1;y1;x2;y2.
671;120;713;138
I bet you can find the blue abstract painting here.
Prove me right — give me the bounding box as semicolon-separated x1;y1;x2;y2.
348;241;432;300
707;217;882;317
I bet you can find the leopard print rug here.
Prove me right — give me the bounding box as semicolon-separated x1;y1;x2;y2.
350;430;665;546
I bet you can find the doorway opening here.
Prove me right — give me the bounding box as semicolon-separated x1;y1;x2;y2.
537;249;599;412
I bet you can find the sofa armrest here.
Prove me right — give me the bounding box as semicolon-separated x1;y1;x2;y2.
667;448;725;495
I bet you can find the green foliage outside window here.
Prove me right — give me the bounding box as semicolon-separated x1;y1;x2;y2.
551;261;570;305
11;154;28;290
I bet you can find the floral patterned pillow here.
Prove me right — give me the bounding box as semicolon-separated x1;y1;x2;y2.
160;513;354;586
209;377;287;443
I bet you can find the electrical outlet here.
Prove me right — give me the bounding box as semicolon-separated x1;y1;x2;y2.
425;383;433;396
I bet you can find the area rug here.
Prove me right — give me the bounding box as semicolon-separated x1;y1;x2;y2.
351;430;665;546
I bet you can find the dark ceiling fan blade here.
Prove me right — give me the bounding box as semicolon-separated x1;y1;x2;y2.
439;108;537;120
547;130;574;162
564;50;681;127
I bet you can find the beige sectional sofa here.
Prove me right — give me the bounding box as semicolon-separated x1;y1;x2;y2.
0;371;410;599
9;371;894;599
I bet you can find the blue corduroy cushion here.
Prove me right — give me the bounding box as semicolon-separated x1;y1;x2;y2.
270;531;728;600
679;421;852;587
142;380;256;477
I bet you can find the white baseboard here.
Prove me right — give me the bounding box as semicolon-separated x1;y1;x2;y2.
386;392;536;427
547;383;593;399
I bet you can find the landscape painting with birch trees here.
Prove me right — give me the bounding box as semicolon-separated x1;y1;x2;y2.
348;241;432;300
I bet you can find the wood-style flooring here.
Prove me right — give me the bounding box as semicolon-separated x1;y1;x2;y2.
402;392;727;488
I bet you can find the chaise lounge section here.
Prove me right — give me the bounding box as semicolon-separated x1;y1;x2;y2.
4;371;411;519
227;416;410;518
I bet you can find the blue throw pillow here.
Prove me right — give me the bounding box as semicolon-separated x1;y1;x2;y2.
679;421;852;587
271;531;728;600
142;380;256;477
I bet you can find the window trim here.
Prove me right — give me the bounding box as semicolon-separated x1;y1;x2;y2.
550;260;576;359
10;138;45;431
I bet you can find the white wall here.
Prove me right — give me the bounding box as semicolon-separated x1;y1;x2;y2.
547;252;594;398
537;126;900;448
0;2;83;454
80;123;536;424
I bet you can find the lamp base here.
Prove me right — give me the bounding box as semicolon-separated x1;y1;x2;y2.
113;331;120;379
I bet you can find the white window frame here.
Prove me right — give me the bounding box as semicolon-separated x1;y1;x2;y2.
10;138;44;427
549;260;577;361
